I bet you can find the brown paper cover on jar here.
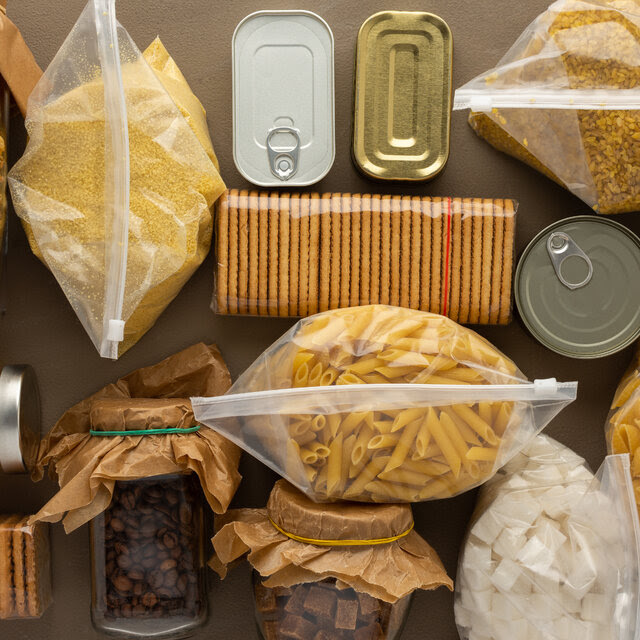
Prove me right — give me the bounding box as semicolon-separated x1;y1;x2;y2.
210;480;453;603
29;343;241;533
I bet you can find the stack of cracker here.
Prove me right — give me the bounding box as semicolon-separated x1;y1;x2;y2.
215;190;516;324
0;515;51;619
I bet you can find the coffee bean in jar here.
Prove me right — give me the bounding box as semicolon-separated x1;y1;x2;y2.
91;474;205;637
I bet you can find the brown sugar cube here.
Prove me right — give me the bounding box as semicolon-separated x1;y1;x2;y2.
379;195;392;305
336;598;359;630
489;199;505;325
349;194;362;308
379;600;393;630
289;195;301;317
257;192;270;316
357;591;381;619
359;194;372;306
237;190;250;314
419;197;432;311
329;192;342;310
273;585;294;598
215;191;229;314
430;197;443;314
459;197;474;323
399;196;412;308
369;194;382;304
263;620;280;640
247;191;260;315
279;613;318;640
284;584;310;615
389;196;402;306
255;582;278;615
409;196;422;310
319;193;332;312
307;193;321;316
303;584;337;620
313;631;335;640
355;621;385;640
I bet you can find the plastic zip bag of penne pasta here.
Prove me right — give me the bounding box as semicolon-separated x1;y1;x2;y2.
606;345;640;515
192;306;578;503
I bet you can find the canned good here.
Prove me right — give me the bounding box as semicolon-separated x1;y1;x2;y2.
352;11;452;182
233;11;335;187
515;216;640;358
0;365;40;473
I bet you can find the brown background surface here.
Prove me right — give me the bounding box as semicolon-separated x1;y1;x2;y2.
1;1;639;638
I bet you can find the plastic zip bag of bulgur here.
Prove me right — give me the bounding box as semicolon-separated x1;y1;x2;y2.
454;0;640;215
8;0;225;358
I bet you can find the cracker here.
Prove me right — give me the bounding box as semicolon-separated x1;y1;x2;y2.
0;514;20;618
420;197;432;311
469;198;484;324
318;194;332;311
379;195;392;305
329;193;342;310
359;195;372;306
459;198;474;323
489;199;505;325
430;197;443;314
289;195;301;317
390;196;402;306
449;197;463;322
248;191;260;315
340;193;351;309
409;196;422;310
399;196;412;309
479;199;494;324
278;193;291;317
370;195;382;305
26;521;50;618
215;190;229;314
257;192;270;316
237;190;250;314
349;194;362;308
308;194;321;315
297;194;310;317
228;189;240;315
12;516;26;617
268;192;280;317
500;199;516;324
440;196;455;318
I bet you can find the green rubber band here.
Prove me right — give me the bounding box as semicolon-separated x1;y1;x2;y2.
89;425;201;437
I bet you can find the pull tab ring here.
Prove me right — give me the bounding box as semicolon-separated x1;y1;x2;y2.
267;126;300;181
546;232;593;290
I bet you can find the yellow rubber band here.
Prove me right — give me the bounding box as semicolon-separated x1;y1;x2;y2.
269;518;414;547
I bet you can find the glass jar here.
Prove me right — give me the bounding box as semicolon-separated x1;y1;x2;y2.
91;473;206;639
252;571;412;640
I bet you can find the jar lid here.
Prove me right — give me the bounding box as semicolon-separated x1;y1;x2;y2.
515;216;640;358
267;480;413;543
0;365;40;473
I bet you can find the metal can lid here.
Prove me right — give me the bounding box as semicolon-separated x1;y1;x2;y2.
0;365;40;473
515;216;640;358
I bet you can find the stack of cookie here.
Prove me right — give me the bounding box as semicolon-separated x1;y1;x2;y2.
215;190;516;324
0;515;51;618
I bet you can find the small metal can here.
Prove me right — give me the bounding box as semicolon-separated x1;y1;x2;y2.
352;11;453;182
233;10;335;187
515;216;640;358
0;365;40;473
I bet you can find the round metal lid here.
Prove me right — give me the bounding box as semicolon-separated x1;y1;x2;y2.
515;216;640;359
0;365;40;473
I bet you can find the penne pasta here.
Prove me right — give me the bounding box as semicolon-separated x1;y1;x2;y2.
384;418;422;472
368;433;401;450
425;408;461;478
326;433;344;496
452;404;499;446
466;447;498;462
343;455;390;499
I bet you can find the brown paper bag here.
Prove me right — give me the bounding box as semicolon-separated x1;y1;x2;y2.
30;343;242;533
0;2;42;116
211;480;453;603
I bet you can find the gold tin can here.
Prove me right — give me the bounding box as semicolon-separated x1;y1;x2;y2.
353;11;453;182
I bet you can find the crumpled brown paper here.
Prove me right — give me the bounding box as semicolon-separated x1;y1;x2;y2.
30;343;241;533
210;480;453;603
0;1;42;116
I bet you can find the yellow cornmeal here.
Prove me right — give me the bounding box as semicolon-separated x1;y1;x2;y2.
469;0;640;214
10;40;225;357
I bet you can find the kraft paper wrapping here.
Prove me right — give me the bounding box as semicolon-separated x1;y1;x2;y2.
0;1;42;116
30;343;241;533
211;480;453;603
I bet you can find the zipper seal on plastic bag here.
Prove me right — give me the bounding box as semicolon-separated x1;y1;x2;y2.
191;379;577;419
454;88;640;112
94;0;130;359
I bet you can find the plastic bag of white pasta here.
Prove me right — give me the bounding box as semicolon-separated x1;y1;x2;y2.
455;434;640;640
192;306;577;503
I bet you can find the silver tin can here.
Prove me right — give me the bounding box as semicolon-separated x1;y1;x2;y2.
0;365;40;473
233;10;335;187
